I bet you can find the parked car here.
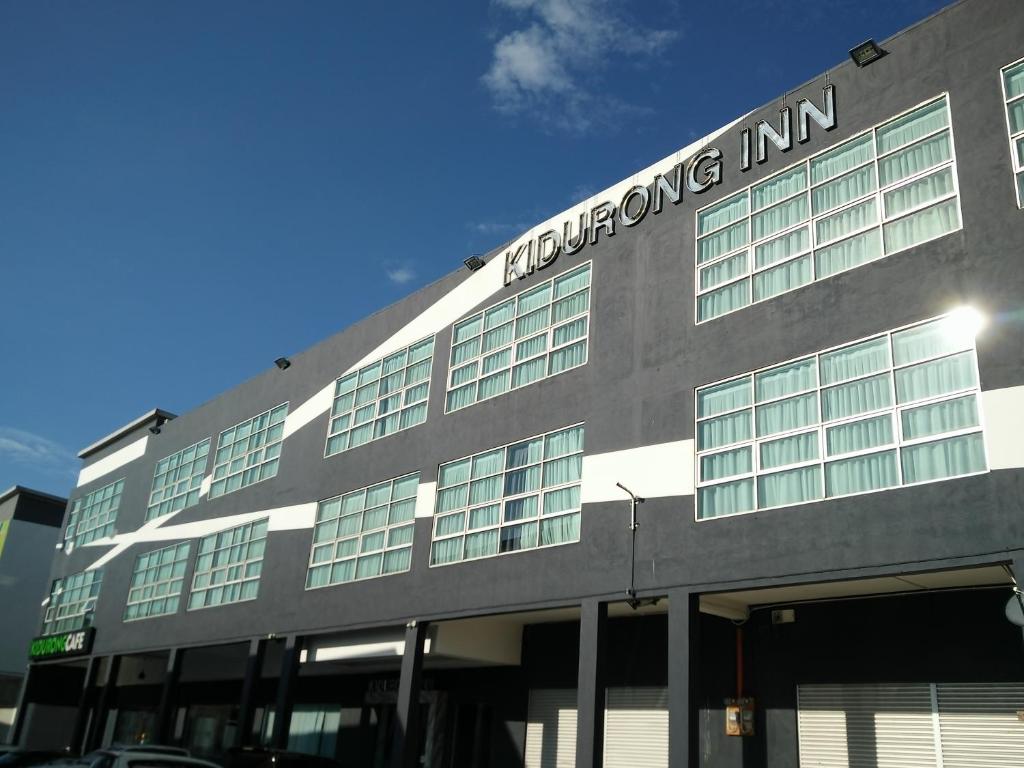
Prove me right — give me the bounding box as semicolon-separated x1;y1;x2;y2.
73;752;217;768
0;751;70;768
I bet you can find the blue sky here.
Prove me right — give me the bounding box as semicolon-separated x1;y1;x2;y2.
0;0;951;497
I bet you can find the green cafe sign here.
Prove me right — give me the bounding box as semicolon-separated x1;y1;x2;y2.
29;627;94;660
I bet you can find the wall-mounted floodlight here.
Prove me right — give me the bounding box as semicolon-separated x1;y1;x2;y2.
275;357;291;370
149;426;161;435
463;255;486;272
849;39;885;67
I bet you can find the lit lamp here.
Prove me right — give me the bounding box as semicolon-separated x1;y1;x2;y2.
849;39;886;67
463;255;486;272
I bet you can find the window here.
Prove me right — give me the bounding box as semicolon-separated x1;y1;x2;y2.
147;439;210;521
325;337;433;456
445;264;591;412
188;518;268;609
124;543;191;621
695;313;986;519
696;96;961;322
305;473;419;589
42;569;102;635
65;479;124;548
209;404;288;499
1001;58;1024;207
431;424;584;565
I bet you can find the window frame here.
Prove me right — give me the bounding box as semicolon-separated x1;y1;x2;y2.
42;569;102;635
695;94;964;324
187;518;268;610
694;313;989;521
1000;56;1024;208
209;403;289;499
65;478;125;550
147;438;211;522
429;422;585;566
123;542;192;622
444;263;592;413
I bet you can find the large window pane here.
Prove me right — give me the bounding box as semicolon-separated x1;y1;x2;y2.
901;394;979;440
760;432;818;470
814;229;882;279
698;192;748;235
698;410;752;451
878;133;951;187
752;166;807;211
821;373;893;421
700;446;752;481
756;358;816;401
697;377;752;418
895;351;977;403
815;198;878;244
698;221;749;264
876;99;949;154
755;393;818;437
812;165;876;215
820;337;889;385
825;451;899;496
883;167;955;218
892;317;972;366
753;255;812;302
882;199;960;253
901;433;986;483
826;415;894;456
698;479;754;519
698;279;749;321
752;195;809;241
757;466;822;508
700;251;748;291
755;227;810;269
811;134;875;185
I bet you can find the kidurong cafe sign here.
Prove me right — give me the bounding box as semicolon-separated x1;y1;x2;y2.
504;85;836;286
29;627;95;661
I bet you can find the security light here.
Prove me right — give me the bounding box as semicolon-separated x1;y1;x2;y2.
849;39;885;67
275;357;291;370
149;426;161;435
463;255;486;272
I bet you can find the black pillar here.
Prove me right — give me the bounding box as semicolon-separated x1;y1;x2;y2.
270;636;301;750
237;639;267;747
7;664;34;747
575;600;607;768
68;657;100;753
668;590;700;768
1013;552;1024;647
153;648;183;744
85;655;120;751
390;620;428;768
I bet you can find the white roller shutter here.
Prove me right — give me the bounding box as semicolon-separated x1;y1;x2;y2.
525;689;577;768
936;682;1024;767
797;683;939;768
603;687;668;768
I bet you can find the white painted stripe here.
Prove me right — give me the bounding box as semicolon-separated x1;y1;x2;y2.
982;386;1024;470
77;436;148;487
581;440;695;503
415;481;437;519
199;475;212;498
283;382;336;440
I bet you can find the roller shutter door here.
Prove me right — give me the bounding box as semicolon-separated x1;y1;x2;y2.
797;683;939;767
936;682;1024;767
604;687;668;768
525;689;577;768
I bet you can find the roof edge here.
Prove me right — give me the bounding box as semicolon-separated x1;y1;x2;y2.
78;408;178;459
0;485;68;506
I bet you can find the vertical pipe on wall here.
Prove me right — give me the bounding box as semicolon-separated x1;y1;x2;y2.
575;599;608;768
236;638;267;748
390;620;429;768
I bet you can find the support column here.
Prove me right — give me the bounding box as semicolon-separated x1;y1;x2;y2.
7;664;34;747
1013;552;1024;647
575;600;608;768
85;655;120;751
236;638;266;747
270;636;301;750
390;620;428;768
668;590;700;768
68;657;100;753
153;648;183;744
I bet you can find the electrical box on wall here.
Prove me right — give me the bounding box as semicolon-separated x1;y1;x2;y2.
772;608;796;624
725;697;755;736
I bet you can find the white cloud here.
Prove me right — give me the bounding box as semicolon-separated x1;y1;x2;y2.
385;264;417;286
0;427;77;477
482;0;678;132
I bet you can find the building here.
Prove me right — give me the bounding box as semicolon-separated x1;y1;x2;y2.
11;0;1024;764
0;486;67;743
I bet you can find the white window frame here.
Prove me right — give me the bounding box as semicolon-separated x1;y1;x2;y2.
65;478;125;549
209;403;288;499
444;263;592;413
694;313;989;521
695;94;964;324
147;438;211;522
1000;56;1024;208
42;570;102;635
430;422;585;566
123;542;191;621
187;518;268;610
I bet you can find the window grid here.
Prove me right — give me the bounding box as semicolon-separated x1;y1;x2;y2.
325;337;434;457
445;264;592;413
306;473;419;589
695;95;962;323
210;404;288;499
124;542;191;621
1000;57;1024;208
65;479;124;548
694;314;987;520
430;424;584;566
188;518;268;609
147;439;211;521
42;570;102;635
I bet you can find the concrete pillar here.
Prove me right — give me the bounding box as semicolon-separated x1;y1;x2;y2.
153;649;182;744
236;639;267;747
7;664;34;747
68;657;99;753
270;636;301;750
85;655;120;751
575;600;608;768
669;590;700;768
390;621;429;768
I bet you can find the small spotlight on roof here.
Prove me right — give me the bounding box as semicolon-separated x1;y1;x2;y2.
275;357;291;370
464;255;486;272
849;39;886;67
149;426;161;435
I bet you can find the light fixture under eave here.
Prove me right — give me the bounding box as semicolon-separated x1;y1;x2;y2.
944;305;987;345
275;357;291;370
463;255;486;272
849;39;885;67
